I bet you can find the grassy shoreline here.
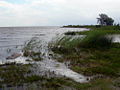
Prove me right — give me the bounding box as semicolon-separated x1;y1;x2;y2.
49;26;120;89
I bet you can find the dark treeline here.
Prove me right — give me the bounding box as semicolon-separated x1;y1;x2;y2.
63;13;120;30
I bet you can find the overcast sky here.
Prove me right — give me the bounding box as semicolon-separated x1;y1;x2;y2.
0;0;120;26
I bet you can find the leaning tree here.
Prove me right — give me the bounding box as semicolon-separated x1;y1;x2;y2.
97;14;114;26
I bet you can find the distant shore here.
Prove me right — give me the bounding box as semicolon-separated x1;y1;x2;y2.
62;25;101;28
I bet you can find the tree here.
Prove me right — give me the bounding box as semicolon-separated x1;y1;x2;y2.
97;14;114;26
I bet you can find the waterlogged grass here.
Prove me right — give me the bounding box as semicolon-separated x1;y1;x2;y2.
23;51;41;61
23;38;42;61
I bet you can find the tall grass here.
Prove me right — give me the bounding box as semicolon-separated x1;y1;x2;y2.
49;35;83;54
50;30;113;55
79;31;113;48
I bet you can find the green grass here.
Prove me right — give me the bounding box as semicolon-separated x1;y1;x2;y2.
78;30;113;48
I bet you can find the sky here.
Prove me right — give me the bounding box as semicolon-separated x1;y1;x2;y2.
0;0;120;26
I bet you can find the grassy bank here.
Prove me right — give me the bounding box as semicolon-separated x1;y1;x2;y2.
49;26;120;89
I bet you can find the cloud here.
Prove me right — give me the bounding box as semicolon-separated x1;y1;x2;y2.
0;0;120;26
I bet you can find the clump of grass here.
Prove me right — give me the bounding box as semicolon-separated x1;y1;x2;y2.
23;38;42;61
23;50;41;61
79;31;113;49
49;35;83;55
